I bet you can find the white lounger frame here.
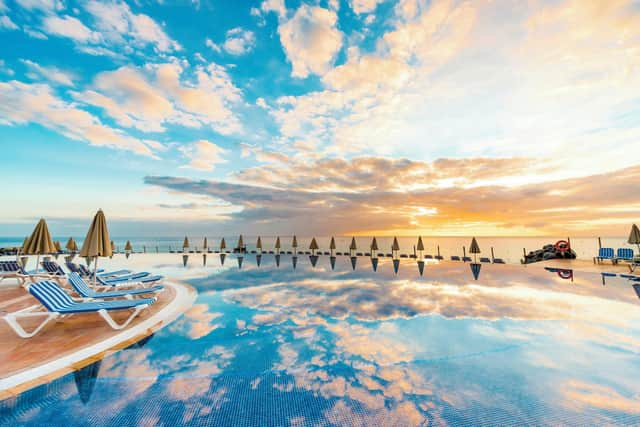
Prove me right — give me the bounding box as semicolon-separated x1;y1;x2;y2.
3;303;150;338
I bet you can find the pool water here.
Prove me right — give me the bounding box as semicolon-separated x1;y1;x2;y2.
2;254;640;426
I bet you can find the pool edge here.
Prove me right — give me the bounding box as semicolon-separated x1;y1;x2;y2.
0;280;197;399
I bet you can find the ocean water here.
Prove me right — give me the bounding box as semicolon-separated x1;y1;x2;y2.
2;253;640;426
0;235;633;264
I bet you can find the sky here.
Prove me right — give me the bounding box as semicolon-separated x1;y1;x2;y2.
0;0;639;237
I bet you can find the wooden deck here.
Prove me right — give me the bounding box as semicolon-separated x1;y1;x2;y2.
0;279;194;400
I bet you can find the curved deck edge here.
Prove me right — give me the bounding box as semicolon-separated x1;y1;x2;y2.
0;280;196;399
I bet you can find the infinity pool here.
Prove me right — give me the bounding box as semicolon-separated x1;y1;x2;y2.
2;254;640;426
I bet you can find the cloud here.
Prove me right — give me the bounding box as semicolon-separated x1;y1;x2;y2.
266;0;640;181
73;61;242;135
0;80;162;157
205;37;221;53
42;15;100;42
0;15;17;30
179;140;228;171
38;1;179;56
222;27;255;55
20;59;74;86
270;0;477;155
259;0;287;20
14;0;62;12
84;0;181;53
278;5;343;78
144;162;640;235
350;0;385;14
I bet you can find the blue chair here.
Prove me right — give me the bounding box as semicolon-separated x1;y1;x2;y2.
615;248;634;264
68;273;163;299
594;248;615;264
3;280;155;338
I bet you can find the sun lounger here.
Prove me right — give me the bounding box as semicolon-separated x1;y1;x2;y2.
41;261;67;277
68;273;163;299
66;262;131;279
462;256;472;262
96;273;163;287
3;280;155;338
1;261;60;285
594;248;615;264
480;257;491;263
0;261;29;284
614;248;634;264
451;256;461;261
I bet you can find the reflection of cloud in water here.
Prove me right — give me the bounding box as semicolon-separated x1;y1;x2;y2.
562;380;640;414
170;303;223;339
226;275;640;328
7;258;640;426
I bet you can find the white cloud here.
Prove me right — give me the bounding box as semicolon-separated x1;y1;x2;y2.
23;27;48;39
15;0;62;12
73;62;243;135
20;59;74;86
0;15;17;30
205;37;221;53
43;15;100;43
223;27;255;55
0;59;14;76
260;0;286;20
0;80;162;157
84;1;180;52
278;5;343;78
39;2;180;55
256;97;268;108
350;0;385;14
179;140;228;171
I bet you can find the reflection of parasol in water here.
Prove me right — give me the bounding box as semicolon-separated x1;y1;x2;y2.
371;257;378;272
470;262;482;280
73;360;102;405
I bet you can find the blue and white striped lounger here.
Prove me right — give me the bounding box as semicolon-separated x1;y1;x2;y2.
1;261;57;285
68;273;163;299
0;261;28;284
41;261;67;277
96;272;163;287
3;280;155;338
66;262;131;279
